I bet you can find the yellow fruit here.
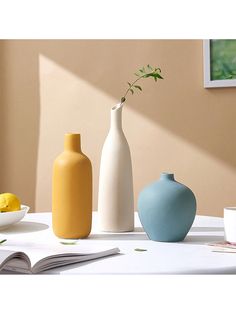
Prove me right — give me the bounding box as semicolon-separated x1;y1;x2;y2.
0;193;21;212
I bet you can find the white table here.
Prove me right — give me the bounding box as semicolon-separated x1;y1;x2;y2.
1;212;235;274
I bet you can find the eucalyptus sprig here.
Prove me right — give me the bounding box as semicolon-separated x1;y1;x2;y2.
120;65;163;104
134;248;147;252
60;241;77;245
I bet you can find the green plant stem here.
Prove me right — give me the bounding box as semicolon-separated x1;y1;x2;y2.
121;73;147;104
120;65;163;104
122;76;144;101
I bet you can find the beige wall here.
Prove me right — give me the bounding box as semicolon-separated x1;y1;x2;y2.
1;40;236;217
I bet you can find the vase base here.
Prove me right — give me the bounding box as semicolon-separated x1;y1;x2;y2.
100;227;134;233
148;235;187;242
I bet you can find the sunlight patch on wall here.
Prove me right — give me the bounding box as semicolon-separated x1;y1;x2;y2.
36;54;117;211
124;107;236;215
35;54;236;216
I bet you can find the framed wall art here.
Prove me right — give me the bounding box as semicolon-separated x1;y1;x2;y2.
203;39;236;88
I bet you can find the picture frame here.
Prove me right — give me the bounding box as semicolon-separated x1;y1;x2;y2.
203;39;236;88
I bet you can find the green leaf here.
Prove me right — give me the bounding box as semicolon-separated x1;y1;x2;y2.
134;248;147;252
60;241;77;245
146;72;163;80
0;239;7;244
154;73;164;79
134;85;142;91
121;65;163;104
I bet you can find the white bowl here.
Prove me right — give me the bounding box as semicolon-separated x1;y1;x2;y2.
0;205;30;230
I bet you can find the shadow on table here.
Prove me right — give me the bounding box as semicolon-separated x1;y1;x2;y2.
190;227;224;232
185;226;225;244
89;227;148;240
134;227;144;232
89;233;149;240
183;235;224;244
0;221;49;234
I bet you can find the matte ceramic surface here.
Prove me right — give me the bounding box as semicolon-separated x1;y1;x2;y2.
0;205;30;230
138;173;196;242
98;103;134;232
52;134;92;239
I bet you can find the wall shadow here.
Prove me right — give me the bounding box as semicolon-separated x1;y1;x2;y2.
0;221;49;234
35;39;236;217
37;39;236;170
1;40;236;214
0;40;41;211
0;42;6;193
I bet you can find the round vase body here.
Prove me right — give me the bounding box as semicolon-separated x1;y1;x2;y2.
52;133;92;239
98;104;134;232
138;173;196;242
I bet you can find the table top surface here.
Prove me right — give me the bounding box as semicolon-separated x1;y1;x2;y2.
1;211;234;274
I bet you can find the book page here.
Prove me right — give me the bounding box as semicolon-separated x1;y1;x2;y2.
32;247;120;273
0;250;31;273
0;239;120;273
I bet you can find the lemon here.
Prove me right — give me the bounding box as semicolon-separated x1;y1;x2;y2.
0;193;21;212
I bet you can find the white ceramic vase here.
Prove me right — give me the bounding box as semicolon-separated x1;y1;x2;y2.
98;103;134;232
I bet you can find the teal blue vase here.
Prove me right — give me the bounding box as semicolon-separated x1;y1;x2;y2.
138;173;196;242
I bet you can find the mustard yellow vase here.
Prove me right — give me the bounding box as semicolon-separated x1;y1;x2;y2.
52;133;92;239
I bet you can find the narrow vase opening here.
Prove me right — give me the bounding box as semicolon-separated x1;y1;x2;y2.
160;173;175;181
112;102;123;111
110;103;123;130
64;133;81;152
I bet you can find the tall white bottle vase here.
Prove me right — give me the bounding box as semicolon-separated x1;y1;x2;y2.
98;103;134;232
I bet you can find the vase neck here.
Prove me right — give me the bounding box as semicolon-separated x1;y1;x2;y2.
160;173;175;181
64;133;82;152
110;104;123;131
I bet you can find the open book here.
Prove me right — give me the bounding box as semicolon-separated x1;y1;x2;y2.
0;241;120;274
